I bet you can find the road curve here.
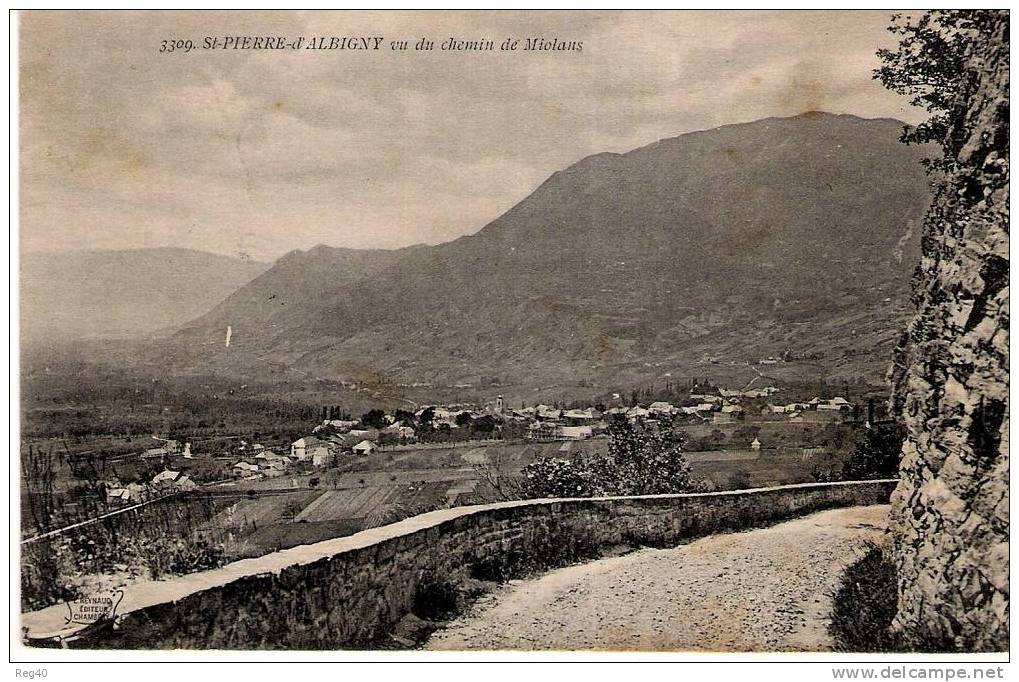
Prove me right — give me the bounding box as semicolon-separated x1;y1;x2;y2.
426;504;889;652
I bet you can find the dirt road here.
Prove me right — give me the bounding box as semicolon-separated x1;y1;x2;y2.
426;505;889;652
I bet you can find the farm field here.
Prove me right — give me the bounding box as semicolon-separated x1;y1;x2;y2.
688;448;848;490
204;429;854;560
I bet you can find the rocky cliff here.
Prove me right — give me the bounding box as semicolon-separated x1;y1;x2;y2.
890;13;1009;651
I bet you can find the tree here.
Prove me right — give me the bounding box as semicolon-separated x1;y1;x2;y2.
843;423;906;480
519;422;693;498
393;409;416;426
604;421;692;496
455;411;473;428
471;414;498;436
23;445;60;533
360;408;387;429
875;10;1006;170
418;406;435;427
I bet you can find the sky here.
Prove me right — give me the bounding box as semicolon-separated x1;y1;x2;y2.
19;10;925;263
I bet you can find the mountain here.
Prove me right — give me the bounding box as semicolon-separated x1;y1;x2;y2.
186;244;422;342
174;113;933;393
21;248;267;343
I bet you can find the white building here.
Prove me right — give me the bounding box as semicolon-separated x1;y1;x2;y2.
353;440;377;456
560;425;593;440
648;401;677;415
292;436;334;462
151;469;181;486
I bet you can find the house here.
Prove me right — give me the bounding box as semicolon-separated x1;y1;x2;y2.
536;405;562;420
352;440;376;456
151;470;198;491
292;436;334;462
750;438;762;451
648;401;678;415
381;424;416;441
321;419;359;432
106;487;131;504
291;437;309;460
174;475;198;491
255;452;290;469
347;429;379;441
107;481;149;504
627;406;650;420
141;447;168;459
233;461;259;474
817;398;851;412
560;425;593;440
263;457;291;472
151;469;182;486
306;441;334;465
312;447;336;467
527;422;561;442
563;408;596;423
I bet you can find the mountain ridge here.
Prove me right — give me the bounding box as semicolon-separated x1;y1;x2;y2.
171;111;931;391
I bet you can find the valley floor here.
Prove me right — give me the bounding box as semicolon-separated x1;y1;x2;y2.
425;505;889;652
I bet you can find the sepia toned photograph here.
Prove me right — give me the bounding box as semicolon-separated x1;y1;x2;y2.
12;8;1008;661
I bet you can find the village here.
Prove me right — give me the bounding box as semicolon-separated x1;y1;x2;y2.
97;383;874;508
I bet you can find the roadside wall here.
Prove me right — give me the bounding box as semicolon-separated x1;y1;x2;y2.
24;480;896;650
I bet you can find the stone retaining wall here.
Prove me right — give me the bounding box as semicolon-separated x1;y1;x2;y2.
23;480;896;650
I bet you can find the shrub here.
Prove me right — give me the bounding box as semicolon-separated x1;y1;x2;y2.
520;422;693;498
412;580;461;621
519;457;601;498
829;545;900;652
